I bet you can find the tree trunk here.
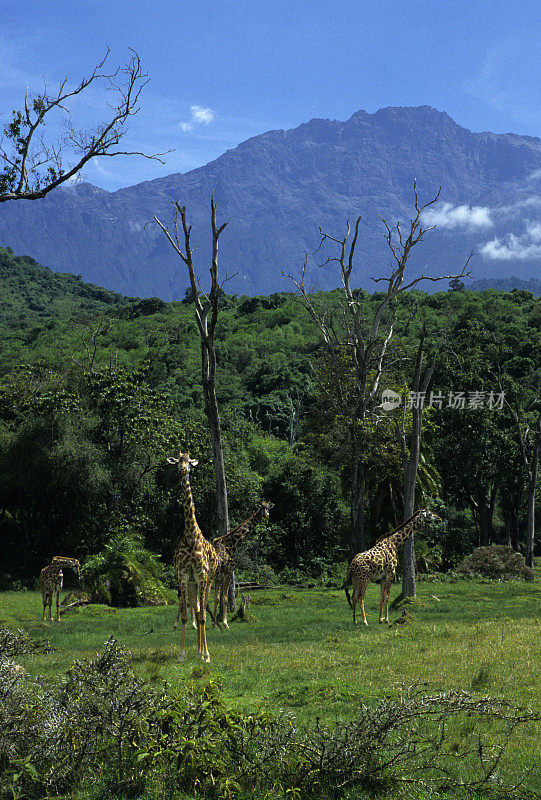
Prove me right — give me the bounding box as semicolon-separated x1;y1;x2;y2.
350;433;365;556
401;331;434;599
511;498;521;552
525;474;536;575
476;488;493;547
402;466;417;598
203;373;229;538
402;418;420;598
228;570;237;611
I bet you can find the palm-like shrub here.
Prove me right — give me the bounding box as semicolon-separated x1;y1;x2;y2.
82;524;168;607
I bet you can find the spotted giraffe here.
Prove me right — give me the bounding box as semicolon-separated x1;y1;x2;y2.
168;451;219;662
39;556;80;622
211;500;273;627
174;500;273;630
344;509;441;625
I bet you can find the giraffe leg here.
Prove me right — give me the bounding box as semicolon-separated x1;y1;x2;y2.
351;585;358;625
178;582;190;661
48;595;53;623
56;590;61;622
189;582;203;658
213;580;220;627
198;583;210;662
173;589;181;631
357;578;369;626
221;570;231;628
383;575;394;624
191;602;198;630
379;580;386;624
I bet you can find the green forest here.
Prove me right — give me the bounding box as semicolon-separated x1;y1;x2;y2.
1;244;539;586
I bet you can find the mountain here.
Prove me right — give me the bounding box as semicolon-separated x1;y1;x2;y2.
0;106;540;299
468;277;541;294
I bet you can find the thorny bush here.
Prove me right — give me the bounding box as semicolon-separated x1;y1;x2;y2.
0;637;538;800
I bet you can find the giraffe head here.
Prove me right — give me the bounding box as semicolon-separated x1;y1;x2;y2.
260;500;274;520
51;556;81;577
416;509;442;526
167;451;199;473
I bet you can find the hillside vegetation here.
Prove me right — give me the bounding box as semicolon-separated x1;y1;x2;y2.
0;247;539;586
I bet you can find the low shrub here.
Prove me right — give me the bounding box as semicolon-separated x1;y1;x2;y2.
0;639;538;799
456;545;533;581
0;628;51;657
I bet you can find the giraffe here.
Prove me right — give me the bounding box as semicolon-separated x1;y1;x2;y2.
39;556;80;622
211;500;273;628
344;509;441;626
173;500;274;630
168;451;219;662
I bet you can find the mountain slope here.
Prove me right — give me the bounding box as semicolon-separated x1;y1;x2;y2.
0;106;540;299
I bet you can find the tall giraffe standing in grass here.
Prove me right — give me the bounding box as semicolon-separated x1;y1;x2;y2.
174;500;274;630
344;509;441;625
168;451;219;662
39;556;80;622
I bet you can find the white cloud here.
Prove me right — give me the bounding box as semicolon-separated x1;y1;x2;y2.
422;202;494;230
481;222;541;261
179;105;216;133
191;105;215;124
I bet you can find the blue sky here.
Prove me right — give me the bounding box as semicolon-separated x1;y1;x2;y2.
1;0;539;191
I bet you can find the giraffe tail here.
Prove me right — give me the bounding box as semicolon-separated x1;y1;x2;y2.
343;565;353;609
206;603;224;632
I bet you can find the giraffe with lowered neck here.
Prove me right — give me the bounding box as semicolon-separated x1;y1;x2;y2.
212;500;273;627
344;509;441;626
39;556;80;622
168;451;218;662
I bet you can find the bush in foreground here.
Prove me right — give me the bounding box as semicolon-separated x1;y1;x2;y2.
0;637;538;799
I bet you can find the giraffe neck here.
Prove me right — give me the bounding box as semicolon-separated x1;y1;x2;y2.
180;468;200;545
387;515;422;548
222;507;263;552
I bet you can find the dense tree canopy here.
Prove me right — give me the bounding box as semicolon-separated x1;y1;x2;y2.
0;246;538;585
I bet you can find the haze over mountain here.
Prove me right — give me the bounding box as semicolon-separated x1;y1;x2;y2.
1;106;540;299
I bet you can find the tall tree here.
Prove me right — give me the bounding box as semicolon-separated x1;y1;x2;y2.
397;326;436;598
154;198;231;539
286;185;471;554
506;402;540;576
0;49;165;203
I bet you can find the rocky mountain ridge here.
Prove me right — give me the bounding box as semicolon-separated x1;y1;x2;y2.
0;105;539;298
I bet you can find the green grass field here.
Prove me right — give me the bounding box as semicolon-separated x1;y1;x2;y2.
1;577;540;797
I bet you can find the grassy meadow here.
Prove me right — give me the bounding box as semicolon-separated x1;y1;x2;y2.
1;580;539;706
1;576;540;798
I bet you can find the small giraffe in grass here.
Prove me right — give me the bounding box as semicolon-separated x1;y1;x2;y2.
168;451;219;662
39;556;80;622
174;501;273;630
344;509;441;625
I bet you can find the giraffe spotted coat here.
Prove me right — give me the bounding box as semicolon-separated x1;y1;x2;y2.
39;556;80;622
168;451;219;663
344;509;441;625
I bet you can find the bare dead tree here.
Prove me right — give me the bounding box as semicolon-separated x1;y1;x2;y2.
154;197;233;538
506;403;540;576
396;325;436;598
0;49;168;203
285;184;472;555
